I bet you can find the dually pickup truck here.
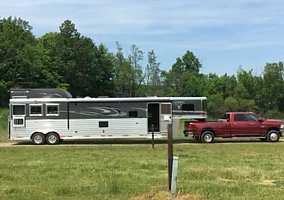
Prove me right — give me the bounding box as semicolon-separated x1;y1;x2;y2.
187;112;283;143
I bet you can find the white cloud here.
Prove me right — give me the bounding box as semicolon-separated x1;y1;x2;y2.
2;0;284;35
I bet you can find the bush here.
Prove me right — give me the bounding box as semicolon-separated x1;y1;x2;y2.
263;109;284;119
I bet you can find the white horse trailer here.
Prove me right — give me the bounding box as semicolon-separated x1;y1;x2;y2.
8;88;207;145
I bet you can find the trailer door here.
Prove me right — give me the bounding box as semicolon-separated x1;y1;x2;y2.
147;103;160;133
11;104;26;127
160;103;172;135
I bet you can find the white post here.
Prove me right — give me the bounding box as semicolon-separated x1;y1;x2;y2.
171;156;179;197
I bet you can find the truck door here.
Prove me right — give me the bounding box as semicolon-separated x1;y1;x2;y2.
231;113;263;137
160;103;172;135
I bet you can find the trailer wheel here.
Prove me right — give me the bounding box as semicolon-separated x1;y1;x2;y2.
31;132;45;145
201;131;214;143
267;130;280;142
46;132;60;145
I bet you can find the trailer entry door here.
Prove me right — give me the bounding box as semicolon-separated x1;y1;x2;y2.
12;104;26;127
147;103;160;132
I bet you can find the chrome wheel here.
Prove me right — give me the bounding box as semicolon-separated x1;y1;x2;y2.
32;133;45;145
46;133;60;145
201;131;214;143
204;134;213;142
268;131;280;142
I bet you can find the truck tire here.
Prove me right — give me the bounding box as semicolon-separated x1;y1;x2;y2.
267;130;280;142
201;131;214;143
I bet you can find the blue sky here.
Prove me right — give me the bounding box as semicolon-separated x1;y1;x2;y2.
1;0;284;75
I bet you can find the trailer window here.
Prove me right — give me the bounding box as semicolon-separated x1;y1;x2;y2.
14;118;24;125
161;104;171;114
46;104;59;116
182;104;194;111
12;105;25;115
99;121;109;128
30;104;43;116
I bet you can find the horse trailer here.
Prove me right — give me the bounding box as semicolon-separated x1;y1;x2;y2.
8;88;207;145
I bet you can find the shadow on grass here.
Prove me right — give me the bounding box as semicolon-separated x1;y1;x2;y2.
9;137;283;146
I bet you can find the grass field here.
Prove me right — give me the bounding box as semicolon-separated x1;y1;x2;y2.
0;142;284;200
1;107;284;199
0;107;8;143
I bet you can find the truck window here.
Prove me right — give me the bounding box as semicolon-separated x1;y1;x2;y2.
247;114;258;121
234;114;258;121
222;114;230;122
226;113;230;122
234;114;247;121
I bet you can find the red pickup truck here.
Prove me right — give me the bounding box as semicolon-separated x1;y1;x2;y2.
187;112;283;143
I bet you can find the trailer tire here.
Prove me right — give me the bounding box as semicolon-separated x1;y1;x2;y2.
267;130;280;142
201;131;214;143
46;132;60;145
31;132;45;145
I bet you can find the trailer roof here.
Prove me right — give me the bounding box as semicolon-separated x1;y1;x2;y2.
10;88;72;99
10;96;206;103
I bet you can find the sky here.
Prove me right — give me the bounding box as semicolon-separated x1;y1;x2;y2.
1;0;284;75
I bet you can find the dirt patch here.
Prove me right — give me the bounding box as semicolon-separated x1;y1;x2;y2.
258;179;277;186
0;142;16;147
129;191;205;200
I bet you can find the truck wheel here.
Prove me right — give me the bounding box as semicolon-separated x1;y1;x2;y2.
267;130;280;142
46;132;60;145
32;132;45;145
201;131;214;143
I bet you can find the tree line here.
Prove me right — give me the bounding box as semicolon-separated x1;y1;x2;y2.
1;17;284;118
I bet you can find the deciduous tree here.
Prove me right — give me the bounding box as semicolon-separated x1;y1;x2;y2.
145;50;162;96
0;17;38;105
262;62;284;111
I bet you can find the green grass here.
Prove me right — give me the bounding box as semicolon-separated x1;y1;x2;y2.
0;107;8;143
0;142;284;200
1;107;284;199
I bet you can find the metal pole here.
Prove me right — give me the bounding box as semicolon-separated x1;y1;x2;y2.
171;156;179;197
151;124;154;149
168;124;173;191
